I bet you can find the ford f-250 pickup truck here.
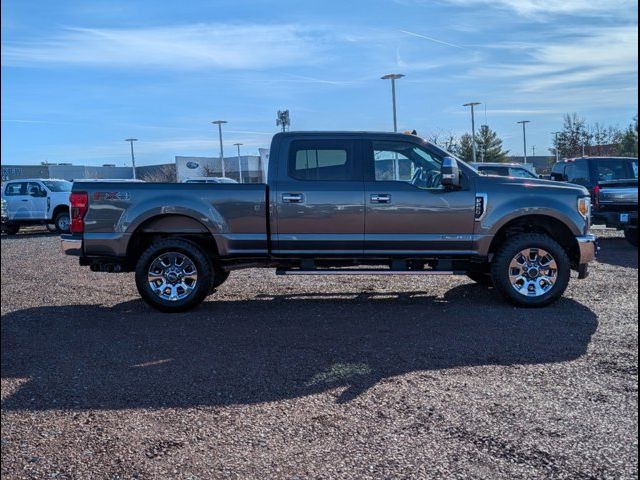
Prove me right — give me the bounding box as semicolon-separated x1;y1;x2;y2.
551;157;638;246
62;131;597;312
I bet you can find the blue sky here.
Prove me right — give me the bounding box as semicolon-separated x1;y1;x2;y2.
1;0;638;166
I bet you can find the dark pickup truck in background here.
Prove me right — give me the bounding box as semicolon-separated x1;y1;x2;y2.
551;157;638;246
62;131;597;312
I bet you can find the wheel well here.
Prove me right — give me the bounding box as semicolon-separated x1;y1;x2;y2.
126;215;219;269
489;215;579;265
52;204;69;219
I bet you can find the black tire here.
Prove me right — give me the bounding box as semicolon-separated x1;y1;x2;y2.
466;270;494;287
54;211;70;233
491;233;571;308
3;222;20;235
209;269;230;293
624;228;638;248
135;238;212;312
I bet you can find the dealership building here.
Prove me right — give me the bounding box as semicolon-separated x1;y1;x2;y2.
2;152;267;184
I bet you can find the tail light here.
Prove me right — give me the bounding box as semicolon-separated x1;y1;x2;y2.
70;192;88;233
593;185;600;209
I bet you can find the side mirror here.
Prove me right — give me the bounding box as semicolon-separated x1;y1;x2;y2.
550;173;565;182
441;156;461;188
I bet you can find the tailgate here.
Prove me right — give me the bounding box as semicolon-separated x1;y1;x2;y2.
598;180;638;206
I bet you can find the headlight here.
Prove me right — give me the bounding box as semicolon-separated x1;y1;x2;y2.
578;196;591;218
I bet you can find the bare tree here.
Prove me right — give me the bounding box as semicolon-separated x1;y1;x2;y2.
141;165;177;183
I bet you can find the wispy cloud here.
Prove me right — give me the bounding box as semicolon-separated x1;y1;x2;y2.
2;24;329;70
470;26;637;94
439;0;635;17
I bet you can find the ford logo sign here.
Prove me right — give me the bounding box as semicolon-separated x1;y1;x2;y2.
186;161;199;169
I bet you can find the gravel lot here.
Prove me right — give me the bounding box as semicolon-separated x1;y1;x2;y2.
1;229;638;479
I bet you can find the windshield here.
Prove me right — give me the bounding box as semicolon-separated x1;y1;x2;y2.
42;180;72;192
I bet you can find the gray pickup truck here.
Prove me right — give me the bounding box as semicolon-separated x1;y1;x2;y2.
62;131;597;312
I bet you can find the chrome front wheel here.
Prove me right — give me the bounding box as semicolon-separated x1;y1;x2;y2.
147;252;199;301
508;248;558;297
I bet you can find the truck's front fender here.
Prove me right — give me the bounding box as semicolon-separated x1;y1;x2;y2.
474;193;586;257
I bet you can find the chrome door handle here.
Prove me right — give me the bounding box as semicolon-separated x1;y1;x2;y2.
370;194;391;204
282;193;304;203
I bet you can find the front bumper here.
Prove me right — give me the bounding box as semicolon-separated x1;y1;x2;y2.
577;234;598;264
61;234;82;256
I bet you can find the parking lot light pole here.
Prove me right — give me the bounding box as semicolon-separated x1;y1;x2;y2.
234;143;243;183
517;120;531;164
552;131;561;163
381;73;405;180
212;120;227;177
125;138;138;179
463;102;481;163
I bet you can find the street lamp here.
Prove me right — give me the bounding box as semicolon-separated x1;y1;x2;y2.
124;138;138;179
463;102;481;163
551;131;561;163
381;73;405;179
517;120;531;164
234;142;243;183
211;120;227;177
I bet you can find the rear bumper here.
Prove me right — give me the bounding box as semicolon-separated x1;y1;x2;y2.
576;234;598;265
61;234;82;256
593;210;638;230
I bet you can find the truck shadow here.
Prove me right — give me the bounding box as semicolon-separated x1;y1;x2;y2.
1;284;598;411
595;237;638;269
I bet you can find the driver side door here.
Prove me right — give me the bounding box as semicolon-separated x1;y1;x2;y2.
363;139;476;254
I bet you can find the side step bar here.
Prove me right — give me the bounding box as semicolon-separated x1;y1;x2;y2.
276;269;465;276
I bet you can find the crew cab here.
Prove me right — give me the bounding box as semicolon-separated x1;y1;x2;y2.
551;157;638;246
1;178;72;234
62;132;597;312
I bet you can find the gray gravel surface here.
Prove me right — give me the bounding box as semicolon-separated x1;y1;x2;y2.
1;229;638;479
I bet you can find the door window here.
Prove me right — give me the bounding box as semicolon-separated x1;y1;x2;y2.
508;168;537;179
480;167;509;177
565;161;590;185
4;183;26;196
27;182;46;197
289;140;354;181
371;141;443;189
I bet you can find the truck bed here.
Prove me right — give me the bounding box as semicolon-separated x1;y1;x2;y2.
76;181;269;258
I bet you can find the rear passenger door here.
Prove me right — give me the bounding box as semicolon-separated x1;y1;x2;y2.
4;182;29;219
274;138;364;255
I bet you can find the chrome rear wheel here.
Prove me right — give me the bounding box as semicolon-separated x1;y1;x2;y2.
147;252;199;302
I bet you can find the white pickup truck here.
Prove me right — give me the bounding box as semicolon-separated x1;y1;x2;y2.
1;178;72;234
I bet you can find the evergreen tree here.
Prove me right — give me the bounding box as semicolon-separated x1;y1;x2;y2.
617;116;638;156
476;125;509;162
457;134;474;162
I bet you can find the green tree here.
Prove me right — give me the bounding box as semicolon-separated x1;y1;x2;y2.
457;134;474;162
616;116;638;156
476;125;509;162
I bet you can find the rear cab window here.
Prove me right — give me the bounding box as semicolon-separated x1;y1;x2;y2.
4;182;26;196
288;140;355;181
596;158;638;181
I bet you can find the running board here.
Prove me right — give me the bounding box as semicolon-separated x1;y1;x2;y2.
276;268;465;276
